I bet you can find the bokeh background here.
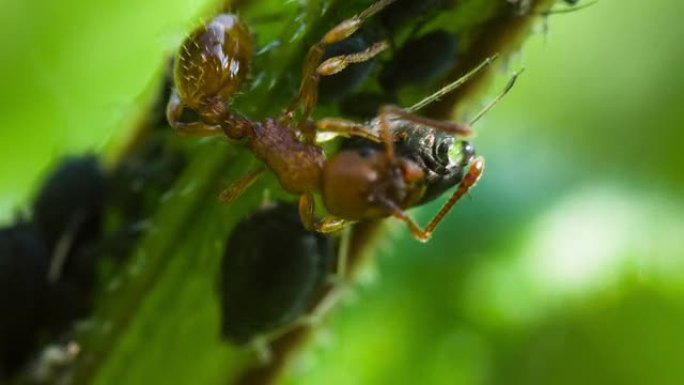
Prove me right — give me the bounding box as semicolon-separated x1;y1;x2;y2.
1;0;683;384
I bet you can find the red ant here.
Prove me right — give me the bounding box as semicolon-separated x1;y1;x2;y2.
166;0;506;242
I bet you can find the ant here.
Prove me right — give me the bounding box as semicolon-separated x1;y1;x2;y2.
166;0;507;242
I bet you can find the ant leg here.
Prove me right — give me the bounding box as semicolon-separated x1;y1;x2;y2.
284;0;397;138
379;157;485;242
219;167;266;204
423;156;485;235
298;193;351;233
288;42;389;142
380;104;473;137
316;118;382;142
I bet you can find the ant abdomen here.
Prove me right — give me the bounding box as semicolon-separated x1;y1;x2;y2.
174;14;253;111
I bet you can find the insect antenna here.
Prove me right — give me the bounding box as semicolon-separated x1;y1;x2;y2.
468;68;524;126
408;54;499;112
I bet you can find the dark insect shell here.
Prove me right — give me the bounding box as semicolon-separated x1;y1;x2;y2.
220;202;335;345
31;155;107;335
379;0;445;30
32;155;106;251
0;224;49;378
380;30;458;93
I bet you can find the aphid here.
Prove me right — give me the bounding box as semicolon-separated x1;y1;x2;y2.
110;134;187;222
379;30;459;94
32;155;105;251
0;223;49;379
379;0;447;31
220;202;334;345
340;29;460;120
167;0;492;241
31;155;107;333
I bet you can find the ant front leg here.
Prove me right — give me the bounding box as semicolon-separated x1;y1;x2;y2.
284;0;397;142
298;192;352;233
381;157;485;242
316;118;382;142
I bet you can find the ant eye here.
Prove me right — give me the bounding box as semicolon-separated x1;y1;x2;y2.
174;14;253;108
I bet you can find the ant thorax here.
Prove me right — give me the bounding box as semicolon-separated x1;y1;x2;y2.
247;119;325;195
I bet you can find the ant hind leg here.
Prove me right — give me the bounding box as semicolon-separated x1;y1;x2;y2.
219;167;266;204
298;193;352;233
284;0;397;140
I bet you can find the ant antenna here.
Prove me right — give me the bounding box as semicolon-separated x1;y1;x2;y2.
468;68;524;126
360;0;398;20
408;54;500;113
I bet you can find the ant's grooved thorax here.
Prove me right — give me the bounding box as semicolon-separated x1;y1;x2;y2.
248;119;324;194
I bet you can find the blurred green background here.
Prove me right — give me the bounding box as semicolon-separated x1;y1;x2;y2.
2;0;683;384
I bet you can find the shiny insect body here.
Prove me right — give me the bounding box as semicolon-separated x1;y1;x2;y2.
167;0;486;241
0;223;49;379
379;29;458;94
220;202;335;345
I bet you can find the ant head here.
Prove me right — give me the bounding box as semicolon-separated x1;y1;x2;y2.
322;147;426;220
173;14;253;110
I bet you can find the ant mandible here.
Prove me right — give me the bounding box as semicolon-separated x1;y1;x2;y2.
166;0;488;242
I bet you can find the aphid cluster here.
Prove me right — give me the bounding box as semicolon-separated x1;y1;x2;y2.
1;156;105;379
167;0;488;242
319;1;461;118
0;114;187;381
